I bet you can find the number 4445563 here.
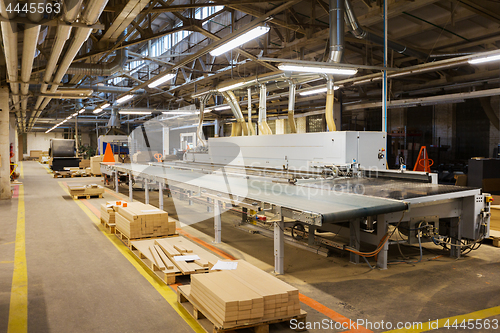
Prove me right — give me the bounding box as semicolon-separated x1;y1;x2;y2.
444;319;498;330
6;2;61;14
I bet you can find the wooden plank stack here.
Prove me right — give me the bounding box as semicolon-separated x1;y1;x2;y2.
115;202;175;239
100;201;123;225
68;184;104;198
190;260;301;328
90;155;103;175
130;236;220;284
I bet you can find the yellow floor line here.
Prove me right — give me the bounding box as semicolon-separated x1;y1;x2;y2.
384;305;500;333
1;261;15;264
8;162;27;333
57;182;204;333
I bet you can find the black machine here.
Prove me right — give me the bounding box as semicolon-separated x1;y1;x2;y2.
49;139;80;171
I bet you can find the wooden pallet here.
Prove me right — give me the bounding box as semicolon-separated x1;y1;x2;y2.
71;173;90;178
177;285;307;333
100;218;116;233
115;228;178;247
130;239;183;284
72;193;103;200
53;172;71;178
91;173;102;177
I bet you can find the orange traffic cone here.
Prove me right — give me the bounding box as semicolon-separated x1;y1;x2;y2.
102;143;116;164
413;146;434;172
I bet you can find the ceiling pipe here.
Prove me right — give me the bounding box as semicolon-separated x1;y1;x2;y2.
344;0;428;60
288;82;297;133
78;85;145;94
247;87;255;135
66;48;128;76
197;94;210;147
325;0;343;132
21;0;46;130
258;84;272;135
0;0;20;127
29;0;84;130
32;0;109;128
221;91;248;136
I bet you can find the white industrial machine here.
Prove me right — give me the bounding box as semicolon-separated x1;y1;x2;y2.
101;131;492;274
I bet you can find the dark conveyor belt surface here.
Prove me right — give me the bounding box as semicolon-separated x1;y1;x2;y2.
114;164;408;225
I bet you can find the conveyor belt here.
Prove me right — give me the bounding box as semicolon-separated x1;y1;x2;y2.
110;163;408;225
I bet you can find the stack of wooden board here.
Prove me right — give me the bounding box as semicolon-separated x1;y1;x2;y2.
130;236;220;284
100;201;122;232
190;260;301;327
115;202;175;239
68;184;104;199
132;151;158;163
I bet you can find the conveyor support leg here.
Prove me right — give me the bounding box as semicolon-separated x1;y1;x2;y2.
350;219;360;264
450;217;461;259
274;214;285;275
214;200;222;243
145;180;149;204
159;182;164;210
308;226;316;246
128;173;133;201
115;170;119;193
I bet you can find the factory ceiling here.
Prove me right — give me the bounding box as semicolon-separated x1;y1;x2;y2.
3;0;500;131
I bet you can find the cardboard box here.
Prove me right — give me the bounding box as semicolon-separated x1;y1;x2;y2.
30;150;43;158
132;151;158;163
90;155;103;175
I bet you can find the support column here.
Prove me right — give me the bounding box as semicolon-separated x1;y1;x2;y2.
128;173;133;201
188;190;192;205
207;197;212;212
241;207;247;225
145;180;149;205
274;211;285;275
350;219;360;264
114;170;119;193
159;182;164;210
377;215;389;269
0;87;11;200
214;200;222;243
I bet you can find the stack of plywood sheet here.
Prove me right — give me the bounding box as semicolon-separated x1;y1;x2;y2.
68;184;104;198
190;260;301;327
90;155;103;175
115;202;175;239
100;201;122;225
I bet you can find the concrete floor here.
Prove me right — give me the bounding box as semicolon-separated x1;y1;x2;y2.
2;161;500;332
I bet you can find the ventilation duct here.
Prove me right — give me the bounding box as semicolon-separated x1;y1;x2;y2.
344;0;427;60
222;91;248;136
329;0;344;63
288;82;297;133
247;88;256;135
258;85;272;135
66;49;128;76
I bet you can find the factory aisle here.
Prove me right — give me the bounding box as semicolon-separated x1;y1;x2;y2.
0;161;194;333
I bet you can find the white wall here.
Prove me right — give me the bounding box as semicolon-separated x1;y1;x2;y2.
27;132;64;154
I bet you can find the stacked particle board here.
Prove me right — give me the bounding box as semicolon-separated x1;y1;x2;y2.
68;184;104;198
90;155;103;175
79;159;90;168
115;202;175;239
190;260;301;327
101;201;122;224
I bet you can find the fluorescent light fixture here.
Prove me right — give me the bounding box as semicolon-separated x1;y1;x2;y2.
66;116;72;120
299;86;339;96
119;111;152;115
210;26;270;57
116;95;134;104
162;111;196;115
78;108;85;114
61;120;67;123
218;82;245;92
72;112;78;117
93;108;103;114
101;103;110;109
148;73;176;88
278;63;357;75
214;105;231;111
469;54;500;65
